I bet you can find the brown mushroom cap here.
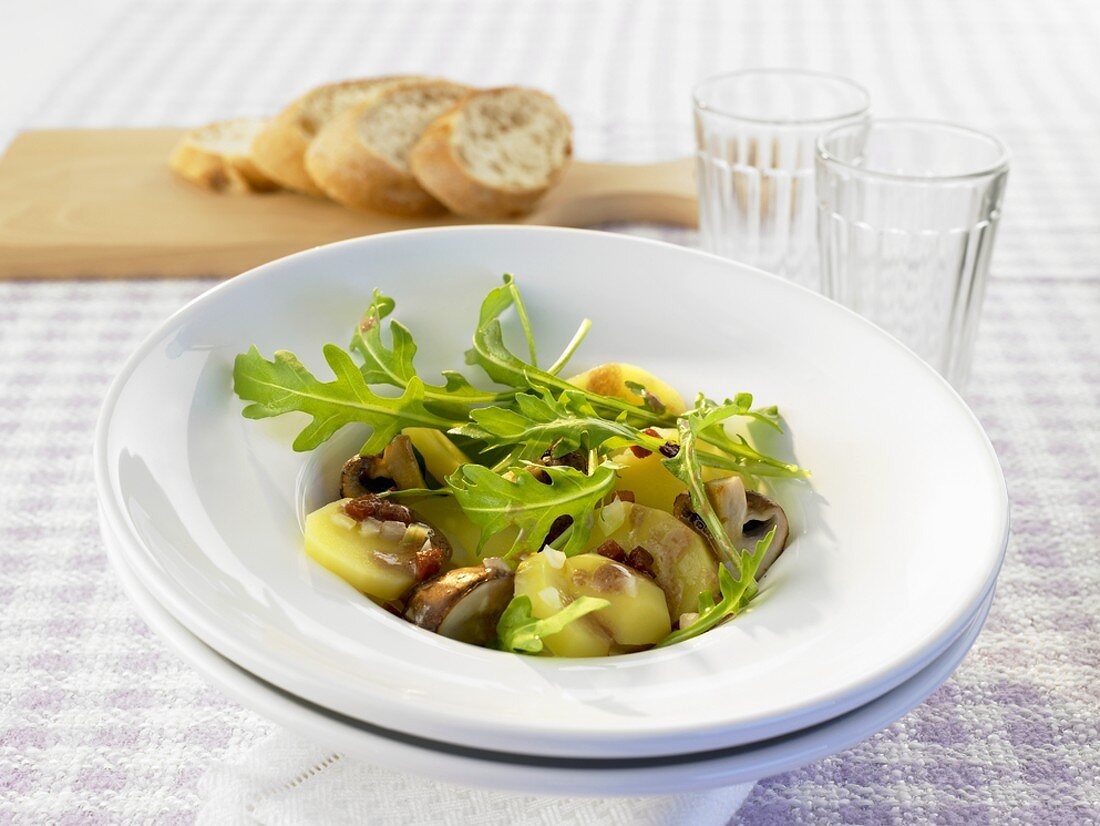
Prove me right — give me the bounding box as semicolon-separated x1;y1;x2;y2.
340;435;427;497
674;478;791;579
404;562;515;646
743;490;789;577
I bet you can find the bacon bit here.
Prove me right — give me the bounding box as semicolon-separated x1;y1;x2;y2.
595;539;627;563
627;546;656;579
631;428;664;459
614;490;635;503
344;495;413;524
414;546;445;580
659;442;680;458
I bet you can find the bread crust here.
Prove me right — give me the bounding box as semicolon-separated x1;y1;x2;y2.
169;122;279;194
408;88;573;218
251;77;419;197
304;81;467;217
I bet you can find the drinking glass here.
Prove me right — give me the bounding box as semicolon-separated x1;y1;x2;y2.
693;69;870;289
815;119;1010;390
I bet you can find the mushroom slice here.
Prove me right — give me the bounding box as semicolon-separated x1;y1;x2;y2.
742;490;790;577
404;561;515;646
340;434;427;497
675;478;791;579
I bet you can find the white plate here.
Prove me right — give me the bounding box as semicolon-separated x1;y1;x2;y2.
95;226;1008;759
102;511;993;795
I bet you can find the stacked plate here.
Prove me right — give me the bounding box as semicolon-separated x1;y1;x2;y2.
95;227;1009;795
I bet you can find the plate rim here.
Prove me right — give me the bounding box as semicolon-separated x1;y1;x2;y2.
101;509;994;795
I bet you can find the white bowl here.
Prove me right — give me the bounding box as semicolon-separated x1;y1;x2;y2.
95;227;1008;759
101;510;994;795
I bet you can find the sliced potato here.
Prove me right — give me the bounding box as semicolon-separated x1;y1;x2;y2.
566;363;687;416
610;426;686;511
304;499;445;601
514;550;671;657
610;427;735;513
589;501;718;617
403;428;469;484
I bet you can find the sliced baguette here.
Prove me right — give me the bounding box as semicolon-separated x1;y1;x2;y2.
408;87;572;218
251;76;424;196
169;118;279;194
305;79;470;216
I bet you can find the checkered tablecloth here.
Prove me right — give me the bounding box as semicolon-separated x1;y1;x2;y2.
2;1;1099;823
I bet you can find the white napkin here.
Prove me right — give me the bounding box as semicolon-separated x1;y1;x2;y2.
197;729;753;825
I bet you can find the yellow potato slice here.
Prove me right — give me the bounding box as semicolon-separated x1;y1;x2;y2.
588;500;719;618
566;363;687;416
304;499;426;601
514;550;671;657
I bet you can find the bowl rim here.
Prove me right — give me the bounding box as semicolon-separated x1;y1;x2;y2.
101;510;995;793
94;225;1010;755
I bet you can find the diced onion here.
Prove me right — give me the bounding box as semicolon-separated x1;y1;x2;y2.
358;517;384;537
599;498;625;534
542;547;566;569
483;557;510;574
380;520;407;542
329;513;357;530
402;524;429;547
539;587;562;610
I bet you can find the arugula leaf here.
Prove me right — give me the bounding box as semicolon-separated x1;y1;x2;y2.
496;594;609;654
661;417;743;569
656;527;775;648
350;290;511;415
694;392;783;432
686;396;808;479
233;345;459;455
447;462;617;558
465;276;671;427
452;389;664;466
546;318;592;376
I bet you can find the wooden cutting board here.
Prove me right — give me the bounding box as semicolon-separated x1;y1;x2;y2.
0;129;696;279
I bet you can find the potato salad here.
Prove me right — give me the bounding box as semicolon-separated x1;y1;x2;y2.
232;275;807;656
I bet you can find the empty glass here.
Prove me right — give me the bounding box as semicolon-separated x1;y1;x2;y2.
815;119;1010;390
693;69;870;289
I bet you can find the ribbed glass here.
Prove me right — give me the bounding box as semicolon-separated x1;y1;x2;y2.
815;119;1010;390
693;70;870;290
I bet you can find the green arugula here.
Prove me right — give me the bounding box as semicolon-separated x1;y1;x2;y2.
496;594;610;654
661;416;743;569
465;275;671;427
233;344;460;455
453;389;665;466
656;527;775;647
689;396;808;479
350;290;511;416
447;462;617;558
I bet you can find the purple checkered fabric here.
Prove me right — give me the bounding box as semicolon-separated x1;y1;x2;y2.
3;0;1100;822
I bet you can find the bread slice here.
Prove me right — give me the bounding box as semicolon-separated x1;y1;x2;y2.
169;118;279;194
305;80;471;216
251;76;423;196
408;87;572;218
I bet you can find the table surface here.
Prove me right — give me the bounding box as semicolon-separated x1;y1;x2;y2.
2;2;1099;823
